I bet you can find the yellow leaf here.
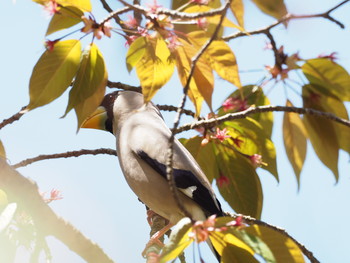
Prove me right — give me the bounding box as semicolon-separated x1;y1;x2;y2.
0;141;6;160
303;86;339;180
126;37;147;72
230;0;244;28
58;0;92;12
187;32;241;88
64;44;107;117
178;38;214;110
302;58;350;101
245;225;305;263
283;100;307;186
32;0;92;12
136;37;175;103
28;40;81;110
160;218;193;263
75;68;107;131
174;42;204;115
46;6;83;36
251;0;287;20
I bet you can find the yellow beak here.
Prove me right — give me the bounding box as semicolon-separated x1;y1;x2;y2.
81;106;108;131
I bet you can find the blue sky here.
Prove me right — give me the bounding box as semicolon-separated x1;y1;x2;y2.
1;0;350;262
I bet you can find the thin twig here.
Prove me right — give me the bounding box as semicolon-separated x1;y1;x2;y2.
228;213;320;263
175;105;350;134
99;5;131;25
165;0;232;222
12;148;117;169
156;104;197;118
0;106;27;130
222;0;349;41
107;80;142;92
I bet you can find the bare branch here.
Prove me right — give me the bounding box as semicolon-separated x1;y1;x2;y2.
99;5;131;25
12;148;117;169
222;0;349;41
0;106;27;130
227;213;320;263
175;105;350;134
0;160;115;263
107;80;142;92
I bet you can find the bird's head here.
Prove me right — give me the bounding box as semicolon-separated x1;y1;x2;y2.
81;91;145;133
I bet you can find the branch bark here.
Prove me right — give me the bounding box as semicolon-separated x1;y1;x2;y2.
0;159;115;263
175;105;350;134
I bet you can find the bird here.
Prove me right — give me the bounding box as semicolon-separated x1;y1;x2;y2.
81;90;223;260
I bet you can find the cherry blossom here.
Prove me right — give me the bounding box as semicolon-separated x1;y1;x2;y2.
212;128;230;142
217;174;229;188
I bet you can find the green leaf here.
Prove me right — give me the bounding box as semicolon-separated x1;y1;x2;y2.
126;37;147;72
0;141;6;160
225;118;278;181
302;85;339;180
283;100;307;186
0;203;17;233
28;40;81;110
64;44;107;117
136;37;175;103
215;217;276;263
46;6;83;36
302;58;350;101
215;143;263;218
230;0;244;28
210;230;257;262
160;218;193;263
251;0;287;20
218;85;274;138
180;137;218;183
245;225;305;263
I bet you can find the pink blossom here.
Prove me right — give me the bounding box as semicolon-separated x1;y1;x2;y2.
45;39;58;51
250;154;263;168
197;17;208;30
201;137;209;146
263;41;273;50
102;20;112;38
222;97;248;112
41;188;63;203
44;0;59;16
212;128;230;142
167;35;181;51
217;174;229;188
189;215;216;243
124;15;139;28
226;215;244;227
318;52;338;62
146;0;162;13
125;35;139;46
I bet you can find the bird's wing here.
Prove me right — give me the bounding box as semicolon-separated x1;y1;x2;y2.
127;111;223;217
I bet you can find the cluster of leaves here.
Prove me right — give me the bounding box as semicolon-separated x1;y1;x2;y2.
159;216;305;263
1;0;349;262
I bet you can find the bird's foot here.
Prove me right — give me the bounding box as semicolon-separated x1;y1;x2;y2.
146;210;157;226
142;223;173;257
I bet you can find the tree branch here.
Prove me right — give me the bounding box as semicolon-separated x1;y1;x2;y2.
0;106;27;130
222;0;349;41
165;0;232;223
0;160;115;263
107;81;142;93
227;213;320;263
175;105;350;134
12;148;117;169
